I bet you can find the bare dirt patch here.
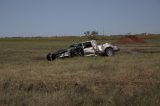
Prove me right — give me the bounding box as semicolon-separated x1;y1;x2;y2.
115;36;145;44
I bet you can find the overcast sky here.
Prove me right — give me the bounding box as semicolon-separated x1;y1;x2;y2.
0;0;160;37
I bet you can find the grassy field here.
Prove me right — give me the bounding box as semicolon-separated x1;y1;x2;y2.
0;37;160;106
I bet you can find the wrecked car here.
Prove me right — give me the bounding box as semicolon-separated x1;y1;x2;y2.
47;40;120;61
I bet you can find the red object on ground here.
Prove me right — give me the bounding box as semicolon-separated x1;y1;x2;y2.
115;36;145;44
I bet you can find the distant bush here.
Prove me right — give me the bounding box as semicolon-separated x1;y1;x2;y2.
84;31;98;40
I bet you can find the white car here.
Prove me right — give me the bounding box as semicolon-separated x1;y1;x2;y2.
47;40;120;61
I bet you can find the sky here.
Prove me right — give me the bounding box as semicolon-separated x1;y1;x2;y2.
0;0;160;37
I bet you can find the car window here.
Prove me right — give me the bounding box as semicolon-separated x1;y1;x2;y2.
83;42;92;48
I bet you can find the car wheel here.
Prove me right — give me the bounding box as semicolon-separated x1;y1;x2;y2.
105;48;114;56
47;53;56;61
47;53;52;61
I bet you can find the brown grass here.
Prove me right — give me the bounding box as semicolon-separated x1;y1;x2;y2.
0;37;160;106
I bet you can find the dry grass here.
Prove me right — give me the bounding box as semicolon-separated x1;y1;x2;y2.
0;37;160;106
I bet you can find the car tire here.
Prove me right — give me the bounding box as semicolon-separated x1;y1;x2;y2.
47;53;52;61
47;53;56;61
105;48;114;56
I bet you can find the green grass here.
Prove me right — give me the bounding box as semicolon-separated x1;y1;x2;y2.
0;37;160;106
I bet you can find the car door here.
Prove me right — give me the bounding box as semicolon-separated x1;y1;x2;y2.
82;42;95;55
